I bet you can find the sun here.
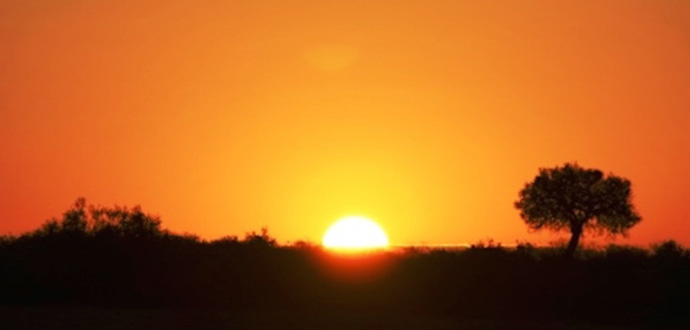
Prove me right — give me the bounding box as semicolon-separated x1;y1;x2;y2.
322;216;389;250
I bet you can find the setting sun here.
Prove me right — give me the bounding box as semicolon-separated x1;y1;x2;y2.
322;216;389;250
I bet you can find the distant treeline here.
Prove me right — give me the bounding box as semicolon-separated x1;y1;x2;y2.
1;199;689;327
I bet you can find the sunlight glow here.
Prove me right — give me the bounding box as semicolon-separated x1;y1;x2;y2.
322;216;389;250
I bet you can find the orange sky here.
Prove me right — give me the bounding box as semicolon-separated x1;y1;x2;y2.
2;0;689;246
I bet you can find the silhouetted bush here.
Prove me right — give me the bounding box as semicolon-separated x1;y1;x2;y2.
653;240;688;260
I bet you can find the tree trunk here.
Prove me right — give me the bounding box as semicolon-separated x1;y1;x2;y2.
565;224;583;258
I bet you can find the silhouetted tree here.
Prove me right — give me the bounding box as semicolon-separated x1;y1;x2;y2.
515;163;641;257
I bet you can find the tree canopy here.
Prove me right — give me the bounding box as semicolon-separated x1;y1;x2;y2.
515;163;641;256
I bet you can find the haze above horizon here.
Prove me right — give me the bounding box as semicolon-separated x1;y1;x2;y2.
1;0;689;246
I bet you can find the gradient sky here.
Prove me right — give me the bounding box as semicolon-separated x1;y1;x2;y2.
2;0;689;246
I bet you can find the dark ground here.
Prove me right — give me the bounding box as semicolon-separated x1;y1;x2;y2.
1;306;654;330
2;202;689;329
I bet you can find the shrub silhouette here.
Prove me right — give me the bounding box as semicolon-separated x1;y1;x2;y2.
33;197;163;239
243;227;277;248
515;163;641;257
653;240;689;261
